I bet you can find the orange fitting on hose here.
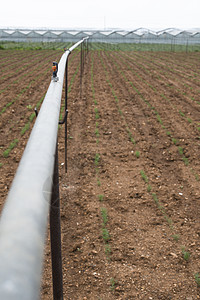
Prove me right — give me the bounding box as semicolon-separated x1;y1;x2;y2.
52;65;57;72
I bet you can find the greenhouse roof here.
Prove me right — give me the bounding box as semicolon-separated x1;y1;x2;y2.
0;27;200;41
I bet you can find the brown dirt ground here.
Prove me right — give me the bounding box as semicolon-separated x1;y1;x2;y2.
0;49;200;300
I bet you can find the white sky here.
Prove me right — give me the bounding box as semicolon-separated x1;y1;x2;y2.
1;0;200;30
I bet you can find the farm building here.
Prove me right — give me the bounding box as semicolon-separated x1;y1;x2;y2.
0;28;200;45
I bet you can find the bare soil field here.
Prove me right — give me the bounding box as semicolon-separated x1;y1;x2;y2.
0;49;200;299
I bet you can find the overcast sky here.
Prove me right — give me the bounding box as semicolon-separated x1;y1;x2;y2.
1;0;199;30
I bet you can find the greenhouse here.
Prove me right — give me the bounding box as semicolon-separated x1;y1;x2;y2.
0;28;200;45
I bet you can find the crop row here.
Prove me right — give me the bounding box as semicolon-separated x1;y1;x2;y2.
102;51;200;178
94;49;199;290
0;50;81;171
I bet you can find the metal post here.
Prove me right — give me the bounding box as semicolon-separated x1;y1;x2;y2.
50;143;63;300
80;43;83;97
65;60;68;173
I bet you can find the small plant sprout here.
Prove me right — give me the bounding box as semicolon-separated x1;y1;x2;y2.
166;131;171;136
101;207;108;226
110;278;117;291
95;128;100;137
98;194;104;202
172;234;180;241
172;138;177;145
147;184;152;192
102;228;110;242
140;170;148;183
178;146;184;156
135;150;140;158
194;273;200;287
26;104;32;110
181;246;191;261
105;244;111;256
95;153;100;166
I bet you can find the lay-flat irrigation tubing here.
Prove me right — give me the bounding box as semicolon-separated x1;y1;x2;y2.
0;37;88;300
